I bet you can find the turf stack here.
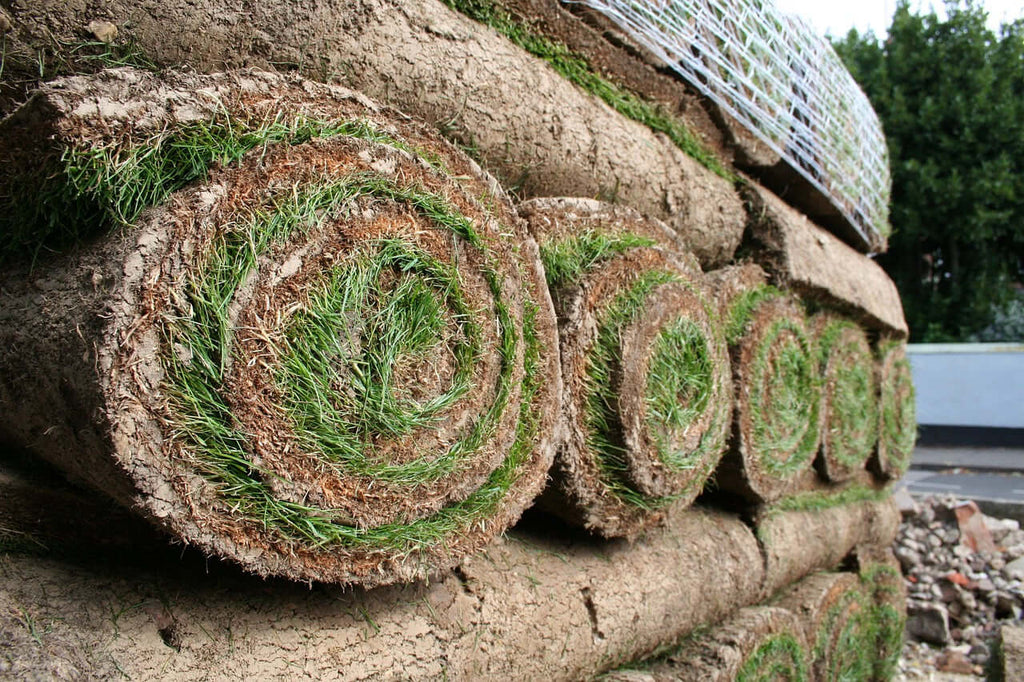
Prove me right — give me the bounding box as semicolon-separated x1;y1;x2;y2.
812;316;879;482
0;68;561;586
872;339;917;480
521;198;732;537
708;264;821;504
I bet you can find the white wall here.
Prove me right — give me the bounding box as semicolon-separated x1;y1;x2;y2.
907;343;1024;429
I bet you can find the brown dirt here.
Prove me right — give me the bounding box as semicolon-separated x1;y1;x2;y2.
0;68;560;586
1;0;747;268
740;182;907;335
522;199;731;537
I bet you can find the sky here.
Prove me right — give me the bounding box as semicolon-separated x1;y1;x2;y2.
773;0;1024;38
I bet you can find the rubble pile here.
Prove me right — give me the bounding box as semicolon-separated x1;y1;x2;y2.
894;493;1024;677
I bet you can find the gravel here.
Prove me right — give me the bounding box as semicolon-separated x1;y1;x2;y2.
894;493;1024;679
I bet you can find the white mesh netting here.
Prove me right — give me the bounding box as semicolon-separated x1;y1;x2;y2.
568;0;891;249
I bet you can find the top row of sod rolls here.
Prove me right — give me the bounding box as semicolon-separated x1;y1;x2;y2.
0;68;561;586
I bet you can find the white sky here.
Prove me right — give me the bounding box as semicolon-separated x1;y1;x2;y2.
773;0;1023;38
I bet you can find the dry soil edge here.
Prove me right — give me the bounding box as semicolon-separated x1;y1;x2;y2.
741;183;908;336
0;461;898;681
3;0;746;268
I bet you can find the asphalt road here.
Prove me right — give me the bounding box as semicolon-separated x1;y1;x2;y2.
900;446;1024;520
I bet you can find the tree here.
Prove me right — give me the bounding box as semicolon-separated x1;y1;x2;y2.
833;1;1024;341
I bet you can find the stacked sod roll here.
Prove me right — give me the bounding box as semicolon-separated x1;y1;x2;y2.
812;315;879;482
873;339;917;480
860;553;908;681
608;607;812;682
0;68;561;586
775;572;875;682
521;198;732;537
709;264;821;504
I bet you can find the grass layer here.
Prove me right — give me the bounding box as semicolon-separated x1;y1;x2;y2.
539;230;656;288
814;588;874;682
440;0;734;181
164;173;541;552
584;270;681;510
2;113;421;260
816;320;878;471
736;633;810;682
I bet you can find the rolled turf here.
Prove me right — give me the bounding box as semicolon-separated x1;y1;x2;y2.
604;606;811;681
521;197;732;538
871;339;917;480
0;68;561;586
811;315;879;482
709;264;821;504
859;552;907;681
775;572;875;682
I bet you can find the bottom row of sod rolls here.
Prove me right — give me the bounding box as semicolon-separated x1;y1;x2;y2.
0;69;560;586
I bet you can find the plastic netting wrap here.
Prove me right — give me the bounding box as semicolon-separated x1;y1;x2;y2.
567;0;891;249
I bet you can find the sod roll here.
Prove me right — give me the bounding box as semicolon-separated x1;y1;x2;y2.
859;551;907;681
872;339;917;481
1;0;747;268
757;496;900;599
521;198;732;538
0;68;560;586
605;606;810;682
812;315;879;483
709;264;821;504
775;572;875;682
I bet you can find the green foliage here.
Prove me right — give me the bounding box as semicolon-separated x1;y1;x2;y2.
833;2;1024;341
440;0;734;181
736;634;810;682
